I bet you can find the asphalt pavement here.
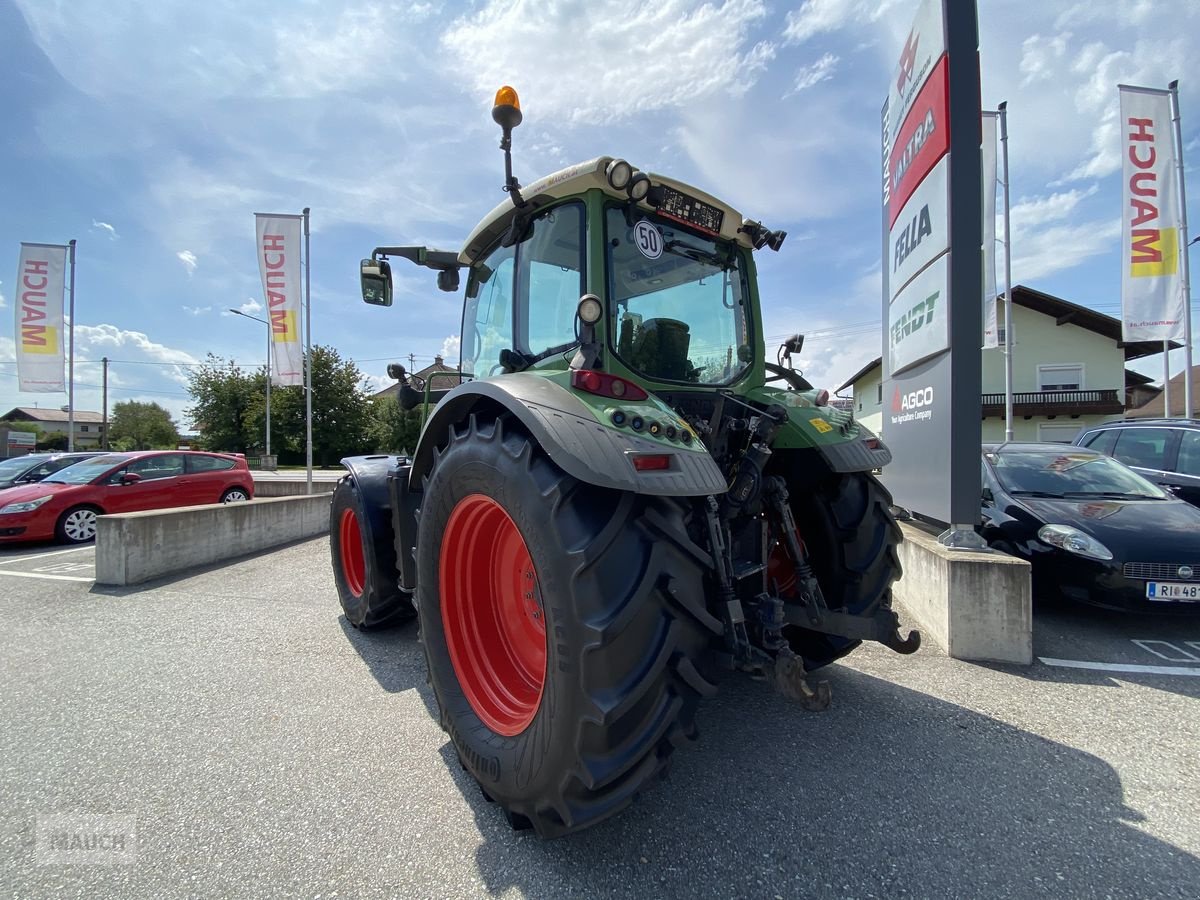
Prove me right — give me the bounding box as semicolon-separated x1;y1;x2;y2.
1;539;1198;898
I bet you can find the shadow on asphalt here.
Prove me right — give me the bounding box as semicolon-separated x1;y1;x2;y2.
334;619;1200;895
461;668;1196;896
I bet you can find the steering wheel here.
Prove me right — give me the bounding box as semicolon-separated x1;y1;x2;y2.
764;363;812;391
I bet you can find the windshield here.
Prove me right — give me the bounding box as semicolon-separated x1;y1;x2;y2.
986;449;1168;499
605;206;751;385
0;456;44;478
43;455;130;485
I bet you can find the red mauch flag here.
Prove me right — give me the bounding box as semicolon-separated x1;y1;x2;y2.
14;242;68;392
1119;84;1184;342
255;214;304;386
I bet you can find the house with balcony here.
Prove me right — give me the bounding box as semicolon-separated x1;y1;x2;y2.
836;285;1172;443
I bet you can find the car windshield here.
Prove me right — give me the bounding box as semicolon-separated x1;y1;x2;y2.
0;456;43;478
42;455;130;485
986;449;1169;499
605;206;751;385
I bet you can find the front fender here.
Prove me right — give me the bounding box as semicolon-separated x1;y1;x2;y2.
338;454;407;577
748;385;893;473
410;372;728;497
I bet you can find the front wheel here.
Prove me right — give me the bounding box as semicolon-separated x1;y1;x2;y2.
57;506;99;544
330;477;413;628
417;415;720;837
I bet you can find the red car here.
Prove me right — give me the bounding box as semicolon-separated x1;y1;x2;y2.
0;451;254;544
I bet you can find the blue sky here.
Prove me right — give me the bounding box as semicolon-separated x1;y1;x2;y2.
2;0;1197;428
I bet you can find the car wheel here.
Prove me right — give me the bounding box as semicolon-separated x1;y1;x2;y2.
220;488;250;503
56;506;99;544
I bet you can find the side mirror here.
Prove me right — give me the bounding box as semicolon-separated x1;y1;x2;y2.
437;269;460;293
360;258;393;307
120;472;142;485
981;486;994;505
784;334;804;355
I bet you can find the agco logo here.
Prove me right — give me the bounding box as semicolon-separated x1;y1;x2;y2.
892;385;934;413
896;30;919;93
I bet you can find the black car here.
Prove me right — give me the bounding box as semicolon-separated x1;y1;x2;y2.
980;442;1200;612
1073;418;1200;507
0;452;104;492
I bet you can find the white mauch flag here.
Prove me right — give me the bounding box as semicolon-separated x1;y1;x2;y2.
14;242;68;392
1119;85;1185;341
981;112;1000;349
255;214;304;386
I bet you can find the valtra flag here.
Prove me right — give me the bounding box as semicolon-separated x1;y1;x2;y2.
255;214;304;386
1118;85;1184;342
14;242;68;392
981;111;1000;350
888;55;949;227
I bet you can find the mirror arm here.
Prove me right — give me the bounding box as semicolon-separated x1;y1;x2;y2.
371;246;460;273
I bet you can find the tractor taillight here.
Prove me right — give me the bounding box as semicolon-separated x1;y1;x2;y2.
631;454;672;472
570;369;648;401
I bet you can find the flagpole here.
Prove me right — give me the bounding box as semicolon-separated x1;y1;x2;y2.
67;239;77;451
303;207;313;494
1169;81;1193;419
999;103;1015;441
1163;341;1171;415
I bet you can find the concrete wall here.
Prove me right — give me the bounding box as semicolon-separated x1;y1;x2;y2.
893;522;1032;665
96;494;331;586
253;479;339;497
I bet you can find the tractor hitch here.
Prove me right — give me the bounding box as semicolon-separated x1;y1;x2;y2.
783;603;921;655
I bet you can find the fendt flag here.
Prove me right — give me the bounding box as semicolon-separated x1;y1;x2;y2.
255;214;304;386
981;111;1000;349
1119;85;1184;342
14;242;68;393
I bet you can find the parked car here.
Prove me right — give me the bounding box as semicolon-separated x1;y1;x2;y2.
1073;418;1200;507
0;451;253;545
980;442;1200;611
0;452;104;492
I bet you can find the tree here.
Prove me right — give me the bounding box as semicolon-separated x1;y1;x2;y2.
269;345;372;466
185;355;263;453
108;401;180;450
365;395;422;454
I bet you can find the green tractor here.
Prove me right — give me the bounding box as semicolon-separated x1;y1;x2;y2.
330;86;917;837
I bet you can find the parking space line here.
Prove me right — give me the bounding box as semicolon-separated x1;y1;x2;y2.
0;570;93;583
1132;640;1200;662
0;547;92;565
1039;657;1200;678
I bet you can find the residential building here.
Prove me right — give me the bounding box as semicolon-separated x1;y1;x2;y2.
371;355;461;402
0;407;106;448
1126;366;1200;418
836;285;1172;443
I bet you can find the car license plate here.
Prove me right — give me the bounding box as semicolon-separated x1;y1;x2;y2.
1146;582;1200;601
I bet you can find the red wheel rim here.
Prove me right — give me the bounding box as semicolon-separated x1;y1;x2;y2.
440;494;547;736
339;508;366;598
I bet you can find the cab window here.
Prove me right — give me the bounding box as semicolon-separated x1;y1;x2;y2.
1113;428;1172;470
127;454;185;480
187;455;236;473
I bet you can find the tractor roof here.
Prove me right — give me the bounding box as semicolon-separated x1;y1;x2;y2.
459;157;756;265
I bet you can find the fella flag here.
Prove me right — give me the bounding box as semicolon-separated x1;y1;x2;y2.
14;242;68;392
1119;85;1184;341
255;214;304;386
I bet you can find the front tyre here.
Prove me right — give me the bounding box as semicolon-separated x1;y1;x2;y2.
330;477;413;628
56;506;99;544
417;416;720;837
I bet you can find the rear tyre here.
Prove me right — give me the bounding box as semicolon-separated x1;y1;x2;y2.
330;477;413;628
785;471;903;671
56;506;99;544
220;487;250;503
417;415;719;837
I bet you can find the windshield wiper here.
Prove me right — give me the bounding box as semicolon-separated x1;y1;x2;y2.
664;240;731;270
1060;491;1165;501
1010;490;1067;498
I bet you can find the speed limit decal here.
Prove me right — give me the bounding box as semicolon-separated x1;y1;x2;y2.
634;220;663;259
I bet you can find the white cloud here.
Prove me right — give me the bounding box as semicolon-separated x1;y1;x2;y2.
787;52;839;96
225;298;263;317
440;0;775;124
182;305;212;316
176;250;198;275
0;281;6;310
440;335;461;362
783;0;902;44
1010;186;1098;230
91;219;118;240
1011;219;1121;283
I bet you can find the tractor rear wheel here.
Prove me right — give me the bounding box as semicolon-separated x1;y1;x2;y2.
416;415;720;837
330;477;414;628
784;471;903;671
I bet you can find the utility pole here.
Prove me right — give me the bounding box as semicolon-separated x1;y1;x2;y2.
102;357;109;450
67;239;77;451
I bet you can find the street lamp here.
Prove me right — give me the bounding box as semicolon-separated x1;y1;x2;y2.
229;308;272;458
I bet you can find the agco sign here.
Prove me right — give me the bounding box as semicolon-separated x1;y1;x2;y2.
890;384;935;426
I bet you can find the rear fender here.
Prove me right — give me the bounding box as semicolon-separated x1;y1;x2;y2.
410;372;727;497
747;385;893;473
